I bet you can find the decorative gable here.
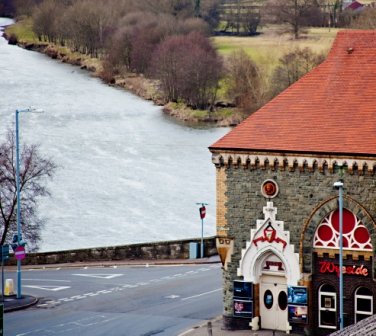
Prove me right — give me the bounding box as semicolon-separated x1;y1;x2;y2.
238;202;300;285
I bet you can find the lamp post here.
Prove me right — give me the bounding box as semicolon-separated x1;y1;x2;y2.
196;202;208;258
15;107;42;299
334;180;344;330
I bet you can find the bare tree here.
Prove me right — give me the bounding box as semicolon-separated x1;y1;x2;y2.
32;0;64;43
348;8;376;29
225;49;267;114
270;47;325;97
264;0;319;39
0;129;56;251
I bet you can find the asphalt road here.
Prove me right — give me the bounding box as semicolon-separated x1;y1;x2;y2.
4;263;222;336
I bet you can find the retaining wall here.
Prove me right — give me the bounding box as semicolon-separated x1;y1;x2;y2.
8;237;217;266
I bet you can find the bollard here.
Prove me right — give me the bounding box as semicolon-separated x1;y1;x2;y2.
207;321;213;336
4;279;14;296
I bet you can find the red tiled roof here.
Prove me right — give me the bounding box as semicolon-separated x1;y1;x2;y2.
210;30;376;156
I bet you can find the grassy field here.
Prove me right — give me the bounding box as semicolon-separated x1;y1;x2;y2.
5;17;37;42
213;25;340;70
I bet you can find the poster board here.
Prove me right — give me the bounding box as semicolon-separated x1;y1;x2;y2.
233;299;253;318
288;305;308;324
233;280;253;299
287;286;308;324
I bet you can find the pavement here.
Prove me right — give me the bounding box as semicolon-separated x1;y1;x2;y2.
1;294;38;312
179;316;301;336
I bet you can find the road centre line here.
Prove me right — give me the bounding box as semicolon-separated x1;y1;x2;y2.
23;278;71;282
181;288;222;301
50;266;219;305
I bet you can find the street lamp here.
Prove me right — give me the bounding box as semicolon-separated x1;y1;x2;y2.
15;107;43;299
196;202;208;258
334;180;344;330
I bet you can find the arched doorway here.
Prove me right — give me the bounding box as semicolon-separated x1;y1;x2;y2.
238;202;300;332
259;255;288;330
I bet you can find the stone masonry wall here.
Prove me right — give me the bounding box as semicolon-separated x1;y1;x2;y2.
7;237;217;266
218;164;376;321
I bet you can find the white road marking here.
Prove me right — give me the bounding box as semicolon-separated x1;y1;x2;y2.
23;278;71;282
73;273;123;279
165;295;180;299
182;288;222;301
122;284;138;288
16;315;120;335
24;285;71;291
70;295;86;300
31;266;221;306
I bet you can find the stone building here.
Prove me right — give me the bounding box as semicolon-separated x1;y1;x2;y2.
209;30;376;335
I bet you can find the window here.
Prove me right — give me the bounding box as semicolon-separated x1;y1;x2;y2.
319;284;337;329
278;290;288;310
313;209;372;251
264;290;273;309
355;287;373;323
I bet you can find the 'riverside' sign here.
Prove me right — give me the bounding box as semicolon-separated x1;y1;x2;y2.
319;261;368;277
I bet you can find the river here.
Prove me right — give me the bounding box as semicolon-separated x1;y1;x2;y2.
0;18;229;252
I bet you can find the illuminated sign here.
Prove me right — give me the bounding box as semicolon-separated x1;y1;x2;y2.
319;261;369;277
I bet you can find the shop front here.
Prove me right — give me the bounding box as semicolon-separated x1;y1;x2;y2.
226;198;376;335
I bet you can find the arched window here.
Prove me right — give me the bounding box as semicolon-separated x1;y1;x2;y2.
319;284;337;329
313;209;372;250
355;287;373;323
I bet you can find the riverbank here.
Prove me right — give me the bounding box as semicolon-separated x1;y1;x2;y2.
4;20;244;127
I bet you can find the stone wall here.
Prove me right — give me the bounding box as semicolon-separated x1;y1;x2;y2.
8;237;217;266
216;163;376;324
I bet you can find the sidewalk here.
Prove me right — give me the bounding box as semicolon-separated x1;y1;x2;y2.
1;294;38;312
180;316;301;336
178;316;297;336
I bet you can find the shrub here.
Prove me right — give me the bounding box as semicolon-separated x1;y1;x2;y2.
151;32;222;109
225;49;267;114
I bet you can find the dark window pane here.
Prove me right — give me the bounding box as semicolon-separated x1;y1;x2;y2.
356;314;371;323
264;290;273;309
321;284;335;292
357;298;372;312
357;287;372;296
321;310;336;326
278;291;287;310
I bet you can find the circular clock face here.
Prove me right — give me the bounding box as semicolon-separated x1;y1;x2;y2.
261;180;279;198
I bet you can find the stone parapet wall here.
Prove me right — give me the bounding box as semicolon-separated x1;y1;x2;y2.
8;237;217;266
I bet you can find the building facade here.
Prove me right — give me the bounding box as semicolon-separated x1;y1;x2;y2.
210;30;376;335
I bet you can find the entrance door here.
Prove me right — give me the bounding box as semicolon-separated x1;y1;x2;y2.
260;275;288;331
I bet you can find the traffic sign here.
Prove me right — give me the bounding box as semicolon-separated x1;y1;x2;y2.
14;246;26;260
199;206;206;219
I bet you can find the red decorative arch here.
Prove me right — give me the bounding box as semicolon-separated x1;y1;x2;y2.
314;209;372;251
